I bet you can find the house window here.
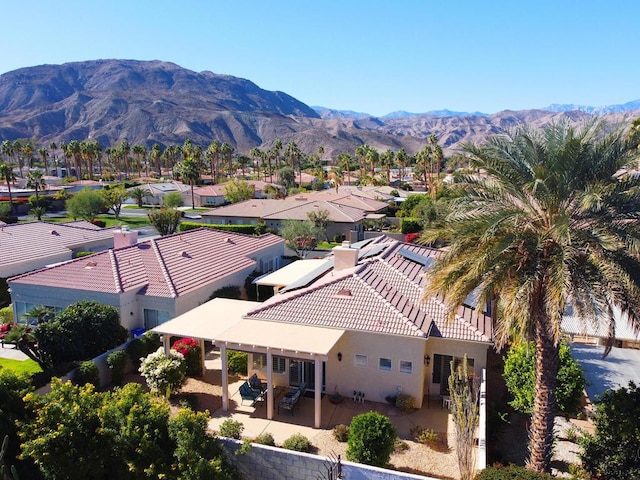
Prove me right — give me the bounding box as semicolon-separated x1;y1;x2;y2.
143;309;171;329
273;356;286;374
252;353;266;369
355;354;368;367
379;357;392;372
399;360;413;375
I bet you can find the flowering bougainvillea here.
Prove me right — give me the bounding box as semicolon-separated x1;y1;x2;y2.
171;337;202;377
139;347;186;398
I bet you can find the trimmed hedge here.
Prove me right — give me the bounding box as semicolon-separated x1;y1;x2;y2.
475;465;553;480
178;222;264;235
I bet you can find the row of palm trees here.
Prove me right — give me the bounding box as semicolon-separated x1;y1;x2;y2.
0;136;446;191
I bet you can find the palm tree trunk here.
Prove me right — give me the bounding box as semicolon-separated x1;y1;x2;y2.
528;314;560;473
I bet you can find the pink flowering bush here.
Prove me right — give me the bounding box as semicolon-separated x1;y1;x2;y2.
171;337;202;377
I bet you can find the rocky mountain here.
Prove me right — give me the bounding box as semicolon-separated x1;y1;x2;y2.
0;59;638;157
542;100;640;115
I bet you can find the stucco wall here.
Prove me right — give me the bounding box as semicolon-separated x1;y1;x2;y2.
218;438;438;480
328;331;428;407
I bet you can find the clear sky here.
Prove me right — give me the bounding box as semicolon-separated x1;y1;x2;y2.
1;0;638;117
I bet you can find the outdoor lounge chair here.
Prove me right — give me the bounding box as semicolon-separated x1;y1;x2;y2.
278;382;306;414
239;381;264;406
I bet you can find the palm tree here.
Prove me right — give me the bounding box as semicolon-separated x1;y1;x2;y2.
48;141;57;174
26;169;47;220
220;142;234;177
176;157;202;208
421;121;640;473
132;144;147;178
0;161;17;214
67;140;83;180
206;140;221;182
130;187;150;208
150;144;163;177
119;140;131;179
37;146;49;170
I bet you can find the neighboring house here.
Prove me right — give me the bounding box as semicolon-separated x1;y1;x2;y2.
9;228;284;331
0;221;117;279
193;180;272;207
562;306;640;350
202;195;388;240
127;181;191;206
154;236;492;427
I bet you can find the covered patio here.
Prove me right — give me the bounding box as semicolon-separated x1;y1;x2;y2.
152;298;345;428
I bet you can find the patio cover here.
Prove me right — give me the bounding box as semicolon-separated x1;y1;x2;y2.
152;298;257;339
216;319;345;357
364;213;386;220
254;258;333;291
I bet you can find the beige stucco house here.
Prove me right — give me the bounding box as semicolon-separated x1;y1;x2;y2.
193;180;273;207
154;236;492;428
8;228;284;332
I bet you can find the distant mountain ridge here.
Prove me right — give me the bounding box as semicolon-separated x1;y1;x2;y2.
0;59;638;156
542;100;640;114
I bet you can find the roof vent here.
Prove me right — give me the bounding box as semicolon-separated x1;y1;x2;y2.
50;230;59;236
334;289;353;298
225;237;235;244
180;250;191;258
84;261;97;269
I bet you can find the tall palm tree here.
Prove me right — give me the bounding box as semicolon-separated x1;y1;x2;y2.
220;142;234;177
48;141;57;174
0;161;17;214
206;140;221;182
119;140;131;179
67;140;83;180
150;144;162;177
26;169;46;220
37;146;49;170
132;144;147;178
176;157;202;208
421;121;640;473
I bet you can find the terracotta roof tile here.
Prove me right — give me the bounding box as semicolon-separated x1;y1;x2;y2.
10;228;284;298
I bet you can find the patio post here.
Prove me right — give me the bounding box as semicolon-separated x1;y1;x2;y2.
266;350;274;420
314;356;321;428
163;335;170;356
199;338;205;375
221;344;229;411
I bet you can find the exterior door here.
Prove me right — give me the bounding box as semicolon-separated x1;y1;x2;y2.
288;360;325;393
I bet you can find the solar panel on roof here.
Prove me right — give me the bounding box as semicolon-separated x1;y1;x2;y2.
358;243;388;260
397;247;434;269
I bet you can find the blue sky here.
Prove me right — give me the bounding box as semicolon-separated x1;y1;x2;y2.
1;1;638;117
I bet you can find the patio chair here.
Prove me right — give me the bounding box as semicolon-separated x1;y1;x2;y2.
239;381;264;406
278;382;306;415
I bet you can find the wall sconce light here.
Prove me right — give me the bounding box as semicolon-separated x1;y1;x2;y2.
337;352;343;362
424;354;431;366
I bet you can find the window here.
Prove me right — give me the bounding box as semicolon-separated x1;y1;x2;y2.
252;353;266;369
143;309;171;329
379;357;392;372
273;356;286;374
399;360;413;375
355;354;368;367
432;354;475;394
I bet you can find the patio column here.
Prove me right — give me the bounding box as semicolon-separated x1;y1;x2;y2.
314;356;321;428
220;344;229;411
162;335;170;356
199;339;205;375
266;350;273;420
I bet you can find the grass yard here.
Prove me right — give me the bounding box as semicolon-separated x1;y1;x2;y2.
316;241;341;250
0;357;43;376
42;214;151;228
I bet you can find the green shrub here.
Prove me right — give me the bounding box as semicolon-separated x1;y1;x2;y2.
346;411;396;467
400;218;422;234
395;392;416;412
106;349;128;386
475;464;553;479
179;222;259;235
219;419;244;439
253;432;275;446
140;332;161;354
333;424;349;442
74;251;95;258
75;360;100;388
126;337;146;369
410;425;440;447
209;285;242;301
227;350;248;376
394;438;409;453
282;433;312;453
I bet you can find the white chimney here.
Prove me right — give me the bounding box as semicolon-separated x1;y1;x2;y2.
332;241;359;271
114;226;138;249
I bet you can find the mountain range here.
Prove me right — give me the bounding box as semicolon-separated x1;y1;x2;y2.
0;59;638;156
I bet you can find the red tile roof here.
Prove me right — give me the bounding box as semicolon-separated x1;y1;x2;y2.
247;239;492;343
10;228;284;298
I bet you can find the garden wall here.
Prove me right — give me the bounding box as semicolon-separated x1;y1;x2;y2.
218;438;439;480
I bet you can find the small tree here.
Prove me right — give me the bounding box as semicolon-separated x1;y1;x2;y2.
280;219;319;258
148;207;182;236
100;185;129;219
449;355;479;480
307;208;330;241
66;188;106;222
224;179;255;204
503;341;586;416
163;191;184;208
139;347;187;398
580;381;640;480
129;186;150;207
346;411;396;467
106;350;128;386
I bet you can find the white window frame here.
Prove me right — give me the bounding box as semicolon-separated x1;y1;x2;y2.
355;354;368;367
272;356;286;374
399;360;413;375
379;357;392;372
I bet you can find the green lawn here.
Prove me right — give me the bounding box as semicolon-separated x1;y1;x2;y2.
316;241;341;250
41;215;151;228
0;357;42;376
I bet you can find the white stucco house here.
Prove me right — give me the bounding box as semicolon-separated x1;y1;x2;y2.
8;228;285;332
